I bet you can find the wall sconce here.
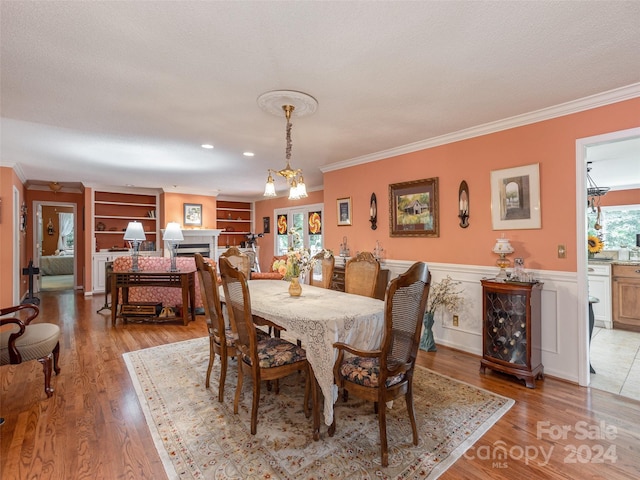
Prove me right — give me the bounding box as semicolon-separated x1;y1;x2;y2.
162;222;184;272
492;237;514;280
123;221;146;272
458;181;469;228
47;218;55;236
369;193;377;230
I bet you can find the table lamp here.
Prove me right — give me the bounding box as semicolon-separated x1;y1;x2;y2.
492;237;514;280
163;222;184;272
124;221;146;272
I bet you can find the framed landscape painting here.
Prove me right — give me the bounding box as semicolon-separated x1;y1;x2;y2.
490;163;541;230
389;178;439;237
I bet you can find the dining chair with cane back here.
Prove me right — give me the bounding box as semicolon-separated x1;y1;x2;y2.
1;304;61;398
330;262;431;466
309;251;335;289
219;257;314;435
219;246;252;280
194;253;236;402
345;251;380;298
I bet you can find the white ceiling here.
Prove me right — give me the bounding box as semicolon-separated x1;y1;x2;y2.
1;1;639;199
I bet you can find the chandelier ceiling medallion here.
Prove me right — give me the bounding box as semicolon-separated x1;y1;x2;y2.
258;90;318;200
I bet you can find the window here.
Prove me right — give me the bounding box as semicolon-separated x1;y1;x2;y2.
273;203;324;255
587;204;640;249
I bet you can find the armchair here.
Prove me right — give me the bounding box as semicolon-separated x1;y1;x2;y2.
1;304;61;398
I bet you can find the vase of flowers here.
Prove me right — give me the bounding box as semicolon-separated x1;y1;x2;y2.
587;234;604;258
420;275;464;352
288;276;302;296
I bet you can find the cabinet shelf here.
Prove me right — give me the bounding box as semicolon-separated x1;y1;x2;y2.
96;201;156;207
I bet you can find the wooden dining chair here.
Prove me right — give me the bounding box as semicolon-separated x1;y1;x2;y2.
331;262;431;466
345;251;380;298
309;251;335;289
194;253;236;402
219;246;252;280
219;257;313;435
1;304;61;398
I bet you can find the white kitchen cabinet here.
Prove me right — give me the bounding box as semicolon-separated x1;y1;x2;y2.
588;263;612;329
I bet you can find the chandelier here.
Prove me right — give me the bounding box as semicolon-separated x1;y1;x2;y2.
258;90;317;200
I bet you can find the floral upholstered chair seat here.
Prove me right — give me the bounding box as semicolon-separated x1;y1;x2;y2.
112;256;216;309
338;356;405;388
240;337;307;368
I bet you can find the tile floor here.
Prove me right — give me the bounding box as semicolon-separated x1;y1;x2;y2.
589;326;640;401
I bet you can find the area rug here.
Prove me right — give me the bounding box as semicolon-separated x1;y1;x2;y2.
124;337;514;479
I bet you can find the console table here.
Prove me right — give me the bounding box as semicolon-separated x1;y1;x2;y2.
111;270;196;326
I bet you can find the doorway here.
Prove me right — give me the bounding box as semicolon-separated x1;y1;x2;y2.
576;127;640;399
34;201;77;292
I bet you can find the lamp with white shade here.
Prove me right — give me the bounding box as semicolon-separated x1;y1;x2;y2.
163;222;184;272
492;237;514;280
123;221;146;272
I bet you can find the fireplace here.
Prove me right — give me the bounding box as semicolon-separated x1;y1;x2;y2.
162;228;223;260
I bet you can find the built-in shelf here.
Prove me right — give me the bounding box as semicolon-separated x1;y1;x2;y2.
216;200;253;247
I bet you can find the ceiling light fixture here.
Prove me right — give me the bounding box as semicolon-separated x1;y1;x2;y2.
201;144;214;149
48;182;62;193
586;161;609;211
258;90;318;200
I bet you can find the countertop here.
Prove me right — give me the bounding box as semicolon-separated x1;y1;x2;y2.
588;259;640;266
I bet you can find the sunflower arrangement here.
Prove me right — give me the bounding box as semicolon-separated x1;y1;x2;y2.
587;235;604;254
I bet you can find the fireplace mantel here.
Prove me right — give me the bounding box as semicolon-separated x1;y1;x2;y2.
162;228;224;260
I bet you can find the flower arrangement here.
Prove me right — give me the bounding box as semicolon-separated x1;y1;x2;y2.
426;275;464;316
587;235;604;255
271;229;332;281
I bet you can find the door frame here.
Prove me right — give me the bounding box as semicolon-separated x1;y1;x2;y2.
575;126;640;386
33;200;78;292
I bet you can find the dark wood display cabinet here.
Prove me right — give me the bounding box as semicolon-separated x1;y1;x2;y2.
480;279;544;388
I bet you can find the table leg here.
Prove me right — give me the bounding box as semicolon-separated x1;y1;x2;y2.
308;364;320;441
111;277;119;327
181;276;189;326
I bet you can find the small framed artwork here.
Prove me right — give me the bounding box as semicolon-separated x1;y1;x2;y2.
183;203;202;227
389;178;439;237
337;197;352;226
263;216;270;234
490;163;541;230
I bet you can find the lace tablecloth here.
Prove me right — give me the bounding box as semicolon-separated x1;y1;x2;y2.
220;279;385;425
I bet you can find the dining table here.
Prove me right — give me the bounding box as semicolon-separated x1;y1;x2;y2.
219;279;385;439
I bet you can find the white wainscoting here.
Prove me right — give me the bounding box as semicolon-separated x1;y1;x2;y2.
380;260;580;384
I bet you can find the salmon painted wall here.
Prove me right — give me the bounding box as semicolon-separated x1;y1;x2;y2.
163;192;217;230
254;190;324;270
257;98;639;273
599;188;640;207
0;167;26;306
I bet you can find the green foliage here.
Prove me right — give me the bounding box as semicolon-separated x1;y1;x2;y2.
587;206;640;248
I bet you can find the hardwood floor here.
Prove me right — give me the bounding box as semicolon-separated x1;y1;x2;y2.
1;290;639;479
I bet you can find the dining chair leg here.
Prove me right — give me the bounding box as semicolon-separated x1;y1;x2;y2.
206;338;215;389
250;379;261;435
218;354;228;402
378;399;389;467
406;388;419;445
234;369;244;414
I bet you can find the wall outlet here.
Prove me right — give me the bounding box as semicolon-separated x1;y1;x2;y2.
558;244;566;258
452;315;459;327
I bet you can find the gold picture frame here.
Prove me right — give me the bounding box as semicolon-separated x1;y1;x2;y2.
389;178;439;237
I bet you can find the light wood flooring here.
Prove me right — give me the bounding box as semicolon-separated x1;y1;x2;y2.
1;290;639;479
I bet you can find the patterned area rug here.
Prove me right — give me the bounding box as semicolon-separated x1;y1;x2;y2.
124;337;513;479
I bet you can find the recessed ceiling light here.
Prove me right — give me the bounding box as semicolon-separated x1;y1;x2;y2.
201;144;214;149
243;152;255;157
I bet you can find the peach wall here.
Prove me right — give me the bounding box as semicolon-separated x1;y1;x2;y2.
257;98;639;273
599;188;640;206
0;167;26;306
254;190;324;271
163;192;217;230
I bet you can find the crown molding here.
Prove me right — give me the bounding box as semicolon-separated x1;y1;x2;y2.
321;83;640;173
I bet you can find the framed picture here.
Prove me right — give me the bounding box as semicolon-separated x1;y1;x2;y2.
389;178;439;237
263;216;270;234
490;163;541;230
183;203;202;227
337;197;352;226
